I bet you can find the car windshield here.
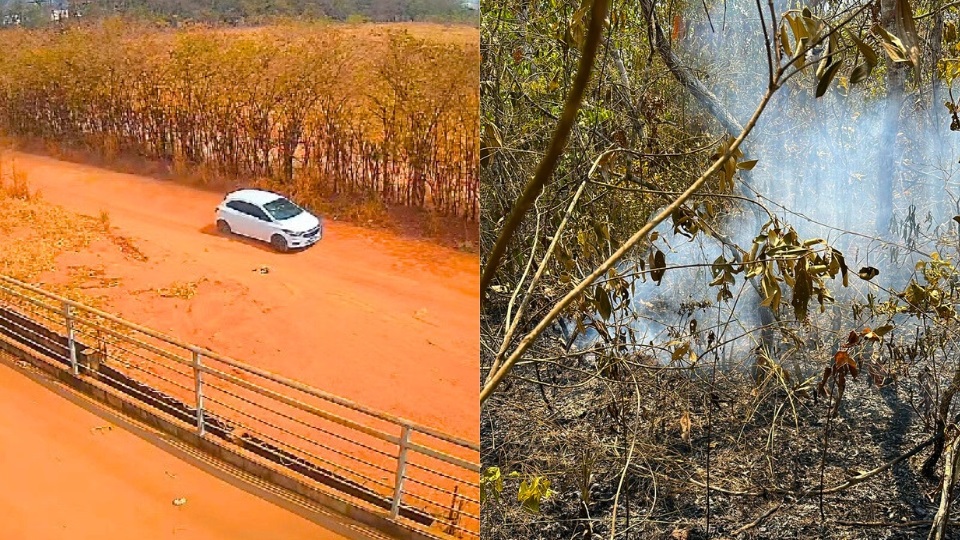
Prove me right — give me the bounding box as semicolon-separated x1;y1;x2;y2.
263;197;304;221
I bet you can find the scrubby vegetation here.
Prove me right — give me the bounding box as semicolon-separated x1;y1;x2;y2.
0;0;478;27
481;0;960;538
0;20;479;240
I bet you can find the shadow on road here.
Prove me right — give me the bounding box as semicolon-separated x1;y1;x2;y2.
198;224;315;255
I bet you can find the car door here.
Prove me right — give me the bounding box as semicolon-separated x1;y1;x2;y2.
244;203;276;241
224;200;255;237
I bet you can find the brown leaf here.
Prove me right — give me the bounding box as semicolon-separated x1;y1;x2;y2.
834;350;858;377
650;248;666;285
835;371;847;413
679;411;691;442
817;366;833;397
858;266;880;280
672;15;685;41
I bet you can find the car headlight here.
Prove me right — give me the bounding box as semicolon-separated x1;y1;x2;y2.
281;229;300;236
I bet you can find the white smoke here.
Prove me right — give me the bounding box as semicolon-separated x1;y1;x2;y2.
577;0;960;363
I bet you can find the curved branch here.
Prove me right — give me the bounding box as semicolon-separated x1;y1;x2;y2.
479;0;611;295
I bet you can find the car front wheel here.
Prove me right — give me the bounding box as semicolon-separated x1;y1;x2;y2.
216;219;232;235
270;234;288;252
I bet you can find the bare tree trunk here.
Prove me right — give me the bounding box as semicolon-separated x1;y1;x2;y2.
639;0;744;136
877;0;906;233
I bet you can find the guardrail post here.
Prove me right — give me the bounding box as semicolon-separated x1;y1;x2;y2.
63;301;78;376
390;425;412;518
193;350;205;436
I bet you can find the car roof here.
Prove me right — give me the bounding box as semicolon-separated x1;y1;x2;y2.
225;189;285;206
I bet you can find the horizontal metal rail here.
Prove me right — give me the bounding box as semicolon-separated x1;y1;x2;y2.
0;274;479;538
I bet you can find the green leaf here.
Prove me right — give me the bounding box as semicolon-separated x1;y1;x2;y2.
873;24;910;63
874;324;894;337
780;24;793;58
832;248;849;286
816;60;843;98
480;467;503;504
792;260;812;320
518;476;554;514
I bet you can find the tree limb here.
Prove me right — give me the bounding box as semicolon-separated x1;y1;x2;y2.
479;0;610;295
481;83;777;403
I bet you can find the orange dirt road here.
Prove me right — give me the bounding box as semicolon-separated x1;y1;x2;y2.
0;358;346;539
10;151;479;443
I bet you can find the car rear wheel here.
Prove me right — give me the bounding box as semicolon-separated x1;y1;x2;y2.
216;219;232;235
270;234;288;252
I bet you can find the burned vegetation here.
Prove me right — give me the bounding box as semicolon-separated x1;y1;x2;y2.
481;0;960;538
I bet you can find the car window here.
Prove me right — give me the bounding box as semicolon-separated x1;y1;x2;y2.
263;198;304;221
226;200;247;214
248;205;271;221
226;200;270;221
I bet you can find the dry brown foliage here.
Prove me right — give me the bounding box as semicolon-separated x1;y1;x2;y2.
0;20;479;221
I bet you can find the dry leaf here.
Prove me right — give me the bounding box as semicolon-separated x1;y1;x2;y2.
680;411;692;442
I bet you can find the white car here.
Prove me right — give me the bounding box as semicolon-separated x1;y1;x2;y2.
215;189;322;252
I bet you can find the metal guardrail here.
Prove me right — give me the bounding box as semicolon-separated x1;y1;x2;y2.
0;274;479;538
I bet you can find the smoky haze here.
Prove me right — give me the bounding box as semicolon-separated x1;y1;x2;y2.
575;0;960;362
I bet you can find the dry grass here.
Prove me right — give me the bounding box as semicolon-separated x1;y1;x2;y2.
0;154;130;308
65;265;121;290
220;22;477;46
0;161;33;201
156;280;204;300
109;235;148;262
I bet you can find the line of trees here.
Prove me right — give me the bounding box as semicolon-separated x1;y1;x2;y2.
0;0;478;27
0;21;479;219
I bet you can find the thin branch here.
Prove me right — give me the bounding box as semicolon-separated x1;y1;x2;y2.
481;83;778;403
485;179;589;383
480;0;611;295
732;501;783;535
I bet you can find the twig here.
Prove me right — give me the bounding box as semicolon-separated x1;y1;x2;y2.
481;83;778;403
818;400;837;522
836;520;943;528
685;434;937;498
732;501;783;535
816;434;936;495
687;478;763;497
485;179;588;383
929;433;960;540
609;429;637;539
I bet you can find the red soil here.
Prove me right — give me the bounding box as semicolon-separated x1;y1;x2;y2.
0;357;345;539
10;151;479;444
